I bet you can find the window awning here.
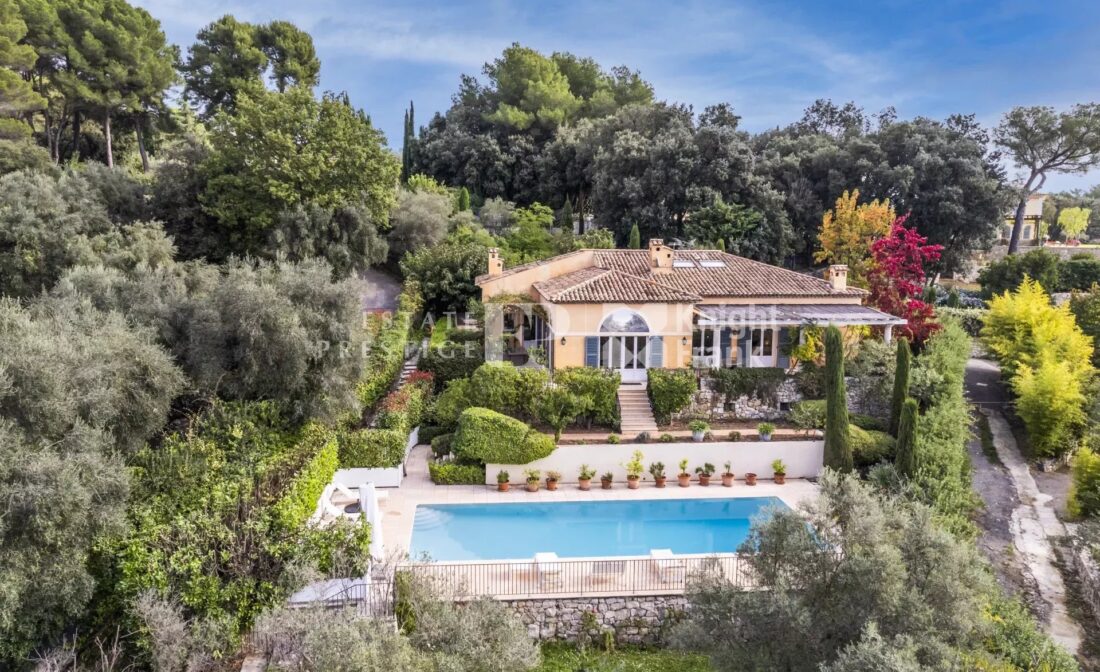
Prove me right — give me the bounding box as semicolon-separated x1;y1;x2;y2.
694;303;907;327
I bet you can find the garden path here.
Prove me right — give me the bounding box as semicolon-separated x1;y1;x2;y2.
966;358;1084;654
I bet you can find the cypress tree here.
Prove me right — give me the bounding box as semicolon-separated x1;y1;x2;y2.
716;238;726;252
824;326;853;473
894;398;919;477
628;223;641;249
456;187;470;212
561;198;573;231
888;338;911;436
400;109;410;182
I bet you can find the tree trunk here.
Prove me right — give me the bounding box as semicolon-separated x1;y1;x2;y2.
136;121;149;173
1007;197;1027;254
104;110;113;168
71;109;80;160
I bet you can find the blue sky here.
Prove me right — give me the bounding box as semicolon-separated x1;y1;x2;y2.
135;0;1100;191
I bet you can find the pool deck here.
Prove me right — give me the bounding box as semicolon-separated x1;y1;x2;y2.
378;446;820;558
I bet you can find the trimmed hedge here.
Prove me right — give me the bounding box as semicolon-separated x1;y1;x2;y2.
338;428;406;468
375;381;429;433
555;367;620;427
850;426;896;468
647;368;697;425
709;367;787;406
418;424;449;444
268;423;340;535
936;307;985;337
453;407;555;464
428;462;486;484
417;330;484;391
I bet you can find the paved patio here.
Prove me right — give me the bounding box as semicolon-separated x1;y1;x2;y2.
378;446;820;558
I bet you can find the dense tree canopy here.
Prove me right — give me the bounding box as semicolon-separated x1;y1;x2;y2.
201;86;399;258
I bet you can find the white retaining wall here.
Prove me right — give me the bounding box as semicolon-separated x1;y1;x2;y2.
485;439;824;485
334;426;420;488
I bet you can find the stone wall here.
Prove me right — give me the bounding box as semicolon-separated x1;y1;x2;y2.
508;595;688;645
1072;539;1100;629
673;374;887;423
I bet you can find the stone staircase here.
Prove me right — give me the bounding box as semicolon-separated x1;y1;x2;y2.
618;385;658;436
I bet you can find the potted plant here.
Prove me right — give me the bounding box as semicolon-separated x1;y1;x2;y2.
721;461;735;487
546;470;562;491
607;433;621;444
772;459;787;485
497;470;510;492
745;472;758;486
524;468;541;493
649;462;667;488
757;422;776;442
600;471;614;489
625;450;644;490
678;458;691;487
728;430;742;441
578;464;595;491
695;462;715;486
689;419;709;442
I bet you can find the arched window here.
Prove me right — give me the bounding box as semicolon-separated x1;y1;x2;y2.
600;309;649;333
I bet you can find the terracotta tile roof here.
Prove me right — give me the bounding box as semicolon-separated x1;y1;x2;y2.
534;267;700;303
592;250;866;298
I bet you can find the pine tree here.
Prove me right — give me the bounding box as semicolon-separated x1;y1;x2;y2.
888;338;911;436
628;223;641;249
824;326;853;473
716;238;726;252
456;186;470;212
894;398;919;477
560;198;573;231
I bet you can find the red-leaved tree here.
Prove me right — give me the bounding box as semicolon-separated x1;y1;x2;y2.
866;214;943;344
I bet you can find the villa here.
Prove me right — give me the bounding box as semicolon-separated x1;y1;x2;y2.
477;238;905;383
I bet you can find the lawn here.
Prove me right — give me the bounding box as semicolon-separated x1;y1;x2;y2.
538;644;711;671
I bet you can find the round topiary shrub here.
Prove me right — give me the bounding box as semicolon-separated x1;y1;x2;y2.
453;407;555;464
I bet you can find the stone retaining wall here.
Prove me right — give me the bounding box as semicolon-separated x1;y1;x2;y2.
1072;540;1100;628
508;595;688;645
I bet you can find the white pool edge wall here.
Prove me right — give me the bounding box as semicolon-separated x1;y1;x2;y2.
485;439;824;485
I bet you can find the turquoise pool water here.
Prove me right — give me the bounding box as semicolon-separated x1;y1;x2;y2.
409;497;787;561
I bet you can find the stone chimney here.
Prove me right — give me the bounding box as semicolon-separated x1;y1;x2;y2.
649;238;672;271
487;248;503;277
826;264;848;291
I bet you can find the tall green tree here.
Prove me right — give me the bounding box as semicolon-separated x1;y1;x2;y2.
52;0;177;169
824;326;853;472
559;197;572;230
201;86;399;257
894;398;919;477
181;15;266;118
483;43;580;133
255;19;319;92
888;338;911;436
996;104;1100;254
0;0;45;136
628;222;640;248
455;186;470;212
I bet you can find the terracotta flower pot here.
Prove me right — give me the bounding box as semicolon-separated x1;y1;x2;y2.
745;473;758;486
774;474;786;485
698;474;711;486
601;478;613;490
526;481;539;492
678;474;691;487
578;478;591;491
498;482;510;492
654;476;667;488
546;479;559;491
722;473;734;487
627;476;640;490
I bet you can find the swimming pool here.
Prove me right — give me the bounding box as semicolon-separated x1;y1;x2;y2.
409;497;787;561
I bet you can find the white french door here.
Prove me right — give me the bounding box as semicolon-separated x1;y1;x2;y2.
599;335;648;383
749;328;775;368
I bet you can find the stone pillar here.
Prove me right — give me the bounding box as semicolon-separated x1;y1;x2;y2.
884;324;894;344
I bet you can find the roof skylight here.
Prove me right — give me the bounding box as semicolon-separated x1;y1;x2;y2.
672;259;696;268
699;260;727;268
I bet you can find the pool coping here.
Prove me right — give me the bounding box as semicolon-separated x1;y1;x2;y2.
378;446;820;560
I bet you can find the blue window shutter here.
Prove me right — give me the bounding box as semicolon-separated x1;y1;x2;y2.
777;328;791;368
719;328;731;367
738;330;751;366
647;336;663;368
584;336;599;367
